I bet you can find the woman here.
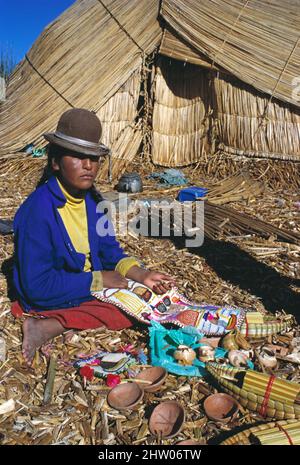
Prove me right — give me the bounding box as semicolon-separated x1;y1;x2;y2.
13;108;175;365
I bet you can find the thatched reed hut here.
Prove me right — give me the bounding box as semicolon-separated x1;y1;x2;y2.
0;0;299;181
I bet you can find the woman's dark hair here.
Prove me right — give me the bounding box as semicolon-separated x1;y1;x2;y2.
36;144;65;187
36;143;103;202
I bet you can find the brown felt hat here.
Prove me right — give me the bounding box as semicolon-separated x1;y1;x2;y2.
43;108;110;157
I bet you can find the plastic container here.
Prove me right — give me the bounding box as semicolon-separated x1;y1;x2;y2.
177;186;208;202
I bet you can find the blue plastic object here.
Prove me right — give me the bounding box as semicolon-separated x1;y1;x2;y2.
149;321;227;377
149;321;254;377
177;186;208;202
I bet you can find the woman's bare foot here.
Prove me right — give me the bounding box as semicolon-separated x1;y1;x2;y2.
22;318;65;366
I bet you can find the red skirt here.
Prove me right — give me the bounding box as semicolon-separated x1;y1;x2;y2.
11;299;133;331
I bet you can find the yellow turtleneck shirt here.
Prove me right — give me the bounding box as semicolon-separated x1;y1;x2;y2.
57;179;139;291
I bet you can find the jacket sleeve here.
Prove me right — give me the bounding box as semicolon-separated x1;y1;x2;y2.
15;210;93;307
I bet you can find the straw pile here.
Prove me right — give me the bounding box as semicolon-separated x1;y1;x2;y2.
214;73;300;161
195;152;300;190
0;161;299;444
207;173;265;205
206;364;300;420
0;0;162;155
167;200;300;245
151;57;210;166
161;0;300;107
220;420;300;445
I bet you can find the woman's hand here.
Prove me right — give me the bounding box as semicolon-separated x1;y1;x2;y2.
102;271;128;289
142;270;176;294
126;266;176;294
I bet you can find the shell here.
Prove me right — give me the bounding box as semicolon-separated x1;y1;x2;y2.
173;345;196;365
228;350;249;367
257;347;278;369
221;333;239;351
198;344;215;363
221;330;251;351
235;331;251;350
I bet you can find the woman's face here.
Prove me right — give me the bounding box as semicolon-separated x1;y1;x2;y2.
52;151;101;197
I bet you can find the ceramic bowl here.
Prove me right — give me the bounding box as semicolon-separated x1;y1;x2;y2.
203;393;239;423
149;401;185;439
135;367;168;392
107;382;144;411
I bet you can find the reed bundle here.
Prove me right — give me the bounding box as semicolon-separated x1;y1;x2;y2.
151;58;210;166
207;173;265;205
206;363;300;420
97;68;141;149
161;0;300;107
252;421;300;445
220;420;300;445
0;0;161;155
239;316;295;339
96;124;142;182
203;201;300;245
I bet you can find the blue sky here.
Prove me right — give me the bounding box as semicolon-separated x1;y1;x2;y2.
0;0;76;65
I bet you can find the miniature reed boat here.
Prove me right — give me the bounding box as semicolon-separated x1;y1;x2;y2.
220;419;300;445
206;363;300;420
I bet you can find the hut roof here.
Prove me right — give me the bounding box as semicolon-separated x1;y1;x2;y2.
0;0;300;155
161;0;300;108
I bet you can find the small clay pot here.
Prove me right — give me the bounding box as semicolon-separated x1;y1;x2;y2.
149;401;185;439
107;382;144;411
203;393;239;424
135;367;168;392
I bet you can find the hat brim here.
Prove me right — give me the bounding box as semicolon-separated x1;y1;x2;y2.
43;132;110;157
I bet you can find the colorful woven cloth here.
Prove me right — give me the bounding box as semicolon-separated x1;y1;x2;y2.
74;351;136;378
93;281;247;336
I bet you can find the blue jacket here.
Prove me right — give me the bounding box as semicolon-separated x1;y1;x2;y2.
13;175;128;312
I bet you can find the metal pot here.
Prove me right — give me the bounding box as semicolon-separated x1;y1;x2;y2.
116;172;143;193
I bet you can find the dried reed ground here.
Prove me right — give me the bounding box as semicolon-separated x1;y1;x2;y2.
0;159;299;445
